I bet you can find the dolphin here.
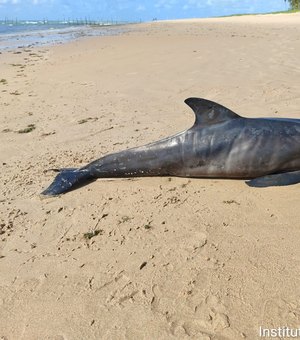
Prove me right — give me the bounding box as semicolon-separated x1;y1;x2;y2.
42;98;300;196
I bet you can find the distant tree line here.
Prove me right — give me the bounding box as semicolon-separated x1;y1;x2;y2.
285;0;300;9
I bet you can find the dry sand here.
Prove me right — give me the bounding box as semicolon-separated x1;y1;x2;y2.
0;12;300;340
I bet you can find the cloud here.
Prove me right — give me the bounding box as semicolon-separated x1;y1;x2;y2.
0;0;19;4
136;4;146;12
183;0;207;10
0;0;54;4
0;0;49;4
155;0;178;9
183;0;237;10
32;0;53;4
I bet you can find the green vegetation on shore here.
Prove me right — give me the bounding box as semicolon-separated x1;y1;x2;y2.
221;0;299;17
220;8;299;18
286;0;300;10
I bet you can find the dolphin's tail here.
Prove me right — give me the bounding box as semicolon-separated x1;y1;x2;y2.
41;168;93;196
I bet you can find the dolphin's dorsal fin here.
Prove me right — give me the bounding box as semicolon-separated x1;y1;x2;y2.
185;98;241;125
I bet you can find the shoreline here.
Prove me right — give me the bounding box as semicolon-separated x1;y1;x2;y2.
0;22;138;51
1;10;299;51
0;12;299;340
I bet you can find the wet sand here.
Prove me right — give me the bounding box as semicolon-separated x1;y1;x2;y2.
0;12;300;340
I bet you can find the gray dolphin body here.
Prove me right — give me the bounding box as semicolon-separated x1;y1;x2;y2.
42;98;300;195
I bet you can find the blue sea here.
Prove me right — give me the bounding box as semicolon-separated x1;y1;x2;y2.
0;20;133;50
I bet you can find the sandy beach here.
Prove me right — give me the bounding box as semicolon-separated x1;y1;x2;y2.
0;12;300;340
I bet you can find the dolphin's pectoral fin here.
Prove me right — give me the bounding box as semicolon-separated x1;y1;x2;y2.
184;97;242;126
41;168;93;196
246;170;300;187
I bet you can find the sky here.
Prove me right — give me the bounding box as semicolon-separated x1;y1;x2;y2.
0;0;290;22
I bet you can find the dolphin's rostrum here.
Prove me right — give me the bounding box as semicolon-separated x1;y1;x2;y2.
42;98;300;195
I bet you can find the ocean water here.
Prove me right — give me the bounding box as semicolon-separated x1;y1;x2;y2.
0;20;133;50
